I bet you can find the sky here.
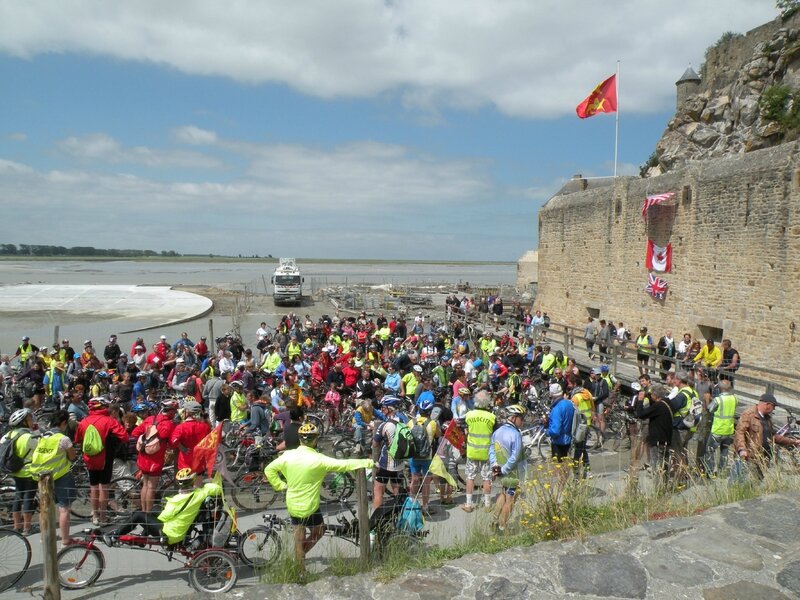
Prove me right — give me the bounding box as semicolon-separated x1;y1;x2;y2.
0;1;778;261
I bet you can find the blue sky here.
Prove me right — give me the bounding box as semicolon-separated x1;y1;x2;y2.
0;0;777;261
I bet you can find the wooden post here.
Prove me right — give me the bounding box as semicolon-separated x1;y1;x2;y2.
208;319;214;351
39;473;60;600
356;468;370;563
611;341;618;374
53;325;59;348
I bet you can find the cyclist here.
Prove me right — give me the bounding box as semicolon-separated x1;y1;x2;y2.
265;421;373;565
105;468;222;547
3;408;40;534
353;398;385;456
30;410;77;546
408;395;440;515
372;395;409;510
489;404;527;532
75;398;128;526
170;401;211;473
461;389;496;513
131;399;178;511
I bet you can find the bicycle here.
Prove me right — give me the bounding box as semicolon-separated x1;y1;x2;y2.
57;525;238;593
0;527;32;592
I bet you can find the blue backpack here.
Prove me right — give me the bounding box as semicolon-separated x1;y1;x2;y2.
396;497;424;533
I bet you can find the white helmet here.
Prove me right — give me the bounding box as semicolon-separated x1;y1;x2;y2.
9;408;33;427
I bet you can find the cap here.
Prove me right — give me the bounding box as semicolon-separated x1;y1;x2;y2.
22;336;29;341
590;367;602;375
549;383;563;397
237;361;245;367
631;381;642;392
760;393;777;405
160;335;167;340
176;358;185;364
413;365;423;373
230;380;243;388
135;345;145;351
84;340;92;346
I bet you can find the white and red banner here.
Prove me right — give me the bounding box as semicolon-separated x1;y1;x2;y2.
646;239;672;272
642;192;675;220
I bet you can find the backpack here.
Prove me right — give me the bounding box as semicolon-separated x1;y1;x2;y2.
681;392;703;429
624;330;632;341
409;418;432;459
82;423;105;456
396;497;424;533
571;407;588;443
136;423;161;455
387;420;415;461
0;431;27;474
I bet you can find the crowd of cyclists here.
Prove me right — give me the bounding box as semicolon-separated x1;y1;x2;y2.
2;298;800;564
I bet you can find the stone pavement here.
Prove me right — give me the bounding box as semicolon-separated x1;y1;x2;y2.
227;492;800;600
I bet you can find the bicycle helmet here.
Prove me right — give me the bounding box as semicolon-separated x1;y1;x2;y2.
87;397;107;411
9;408;32;427
280;385;290;395
96;371;109;379
175;467;196;487
506;404;527;417
458;387;472;396
183;400;202;414
600;364;609;373
380;395;402;408
472;359;483;369
131;402;151;413
298;420;320;447
418;397;434;412
161;399;179;411
136;371;147;378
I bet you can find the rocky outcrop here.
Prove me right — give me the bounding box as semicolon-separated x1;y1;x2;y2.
191;493;800;600
654;14;800;174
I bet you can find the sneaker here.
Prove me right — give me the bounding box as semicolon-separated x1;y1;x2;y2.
460;504;475;513
102;533;117;547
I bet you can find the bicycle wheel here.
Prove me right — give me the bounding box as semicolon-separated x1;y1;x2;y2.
236;526;282;567
332;438;357;459
0;528;32;592
189;549;238;593
537;434;552;463
231;471;279;511
378;531;423;558
70;486;93;520
305;413;326;436
320;471;355;503
0;483;15;525
108;476;141;518
57;544;105;589
585;426;602;450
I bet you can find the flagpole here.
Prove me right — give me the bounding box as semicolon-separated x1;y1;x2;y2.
614;60;620;177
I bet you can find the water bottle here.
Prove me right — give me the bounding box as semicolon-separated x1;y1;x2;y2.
369;531;376;550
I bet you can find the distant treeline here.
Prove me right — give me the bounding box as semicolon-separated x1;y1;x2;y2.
0;244;180;257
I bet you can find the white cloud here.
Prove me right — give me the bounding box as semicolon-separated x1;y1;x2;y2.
0;139;524;259
5;132;27;142
57;133;223;169
172;125;217;146
0;1;777;118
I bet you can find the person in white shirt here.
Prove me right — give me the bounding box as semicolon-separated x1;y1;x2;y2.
256;322;269;342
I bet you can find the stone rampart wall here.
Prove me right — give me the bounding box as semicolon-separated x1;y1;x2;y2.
536;142;800;373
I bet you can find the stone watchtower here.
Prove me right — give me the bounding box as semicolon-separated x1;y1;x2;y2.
675;66;701;111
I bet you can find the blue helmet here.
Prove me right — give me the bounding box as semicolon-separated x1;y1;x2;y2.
472;359;483;369
600;364;609;373
417;391;435;412
131;403;150;413
380;395;402;408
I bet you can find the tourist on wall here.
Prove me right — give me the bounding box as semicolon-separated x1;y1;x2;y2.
656;330;676;380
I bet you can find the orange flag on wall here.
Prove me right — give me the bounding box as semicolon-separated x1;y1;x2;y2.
576;74;617;119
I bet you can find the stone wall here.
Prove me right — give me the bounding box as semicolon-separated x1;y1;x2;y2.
535;142;800;374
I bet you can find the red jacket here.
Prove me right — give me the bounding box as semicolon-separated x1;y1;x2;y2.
170;418;212;471
132;413;176;475
75;410;128;470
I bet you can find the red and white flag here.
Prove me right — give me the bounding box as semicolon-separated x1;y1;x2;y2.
641;192;675;220
646;239;672;272
645;273;668;300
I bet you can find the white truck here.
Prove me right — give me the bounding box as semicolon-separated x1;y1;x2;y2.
271;258;304;306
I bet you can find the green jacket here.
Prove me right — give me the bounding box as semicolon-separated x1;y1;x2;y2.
265;445;372;518
159;481;222;544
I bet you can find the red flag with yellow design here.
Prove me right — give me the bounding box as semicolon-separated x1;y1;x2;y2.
191;422;223;478
576;74;617;119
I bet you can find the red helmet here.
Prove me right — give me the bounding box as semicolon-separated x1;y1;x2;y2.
87;397;107;410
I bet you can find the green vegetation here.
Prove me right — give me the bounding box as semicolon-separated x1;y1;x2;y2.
699;30;744;80
639;151;658;178
258;462;800;586
778;0;800;19
760;84;800;132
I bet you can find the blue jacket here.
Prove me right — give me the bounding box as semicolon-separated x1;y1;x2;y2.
547;398;575;446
